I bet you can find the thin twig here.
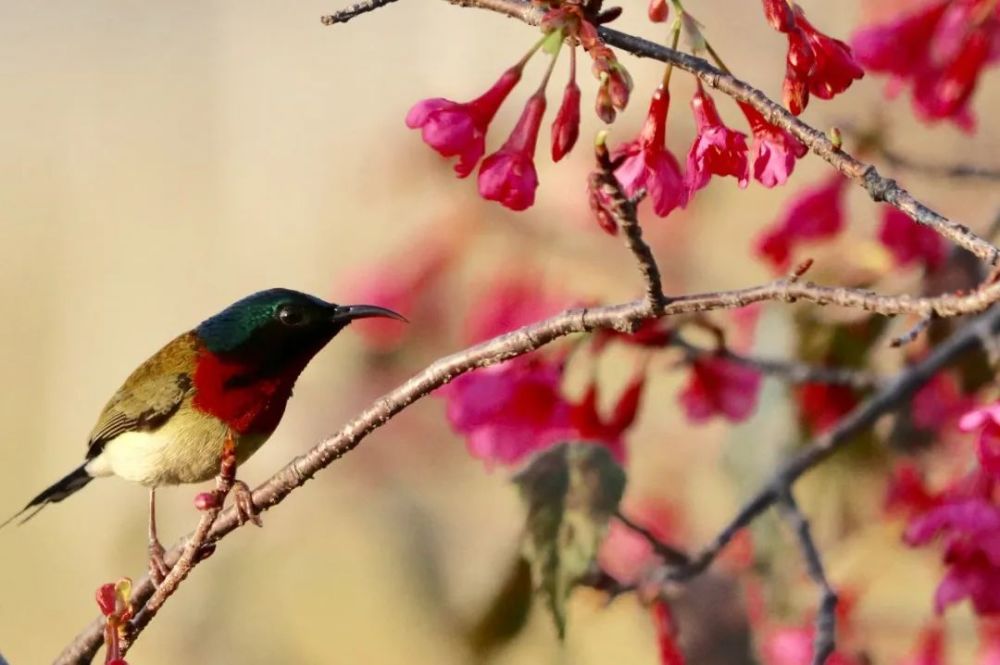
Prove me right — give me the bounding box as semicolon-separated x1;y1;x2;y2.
320;0;402;24
614;509;690;567
879;147;1000;181
777;489;837;665
890;315;934;348
671;334;879;390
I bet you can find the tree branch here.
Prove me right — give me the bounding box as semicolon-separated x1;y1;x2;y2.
426;0;999;267
777;489;837;665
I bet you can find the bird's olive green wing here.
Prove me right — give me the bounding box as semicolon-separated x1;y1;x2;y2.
85;332;198;460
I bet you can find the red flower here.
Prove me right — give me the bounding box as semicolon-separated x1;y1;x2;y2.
406;66;522;177
912;372;975;435
761;0;795;32
779;6;864;114
478;93;546;211
897;623;946;665
755;175;847;271
551;79;581;162
795;382;858;434
569;372;646;460
651;600;687;665
879;207;948;271
440;355;573;467
612;86;688;217
738;102;808;187
679;355;762;423
686;84;750;195
852;0;999;130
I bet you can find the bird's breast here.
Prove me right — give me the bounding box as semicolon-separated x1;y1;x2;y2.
191;349;299;435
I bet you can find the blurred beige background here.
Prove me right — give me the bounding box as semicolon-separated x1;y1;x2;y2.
2;1;999;663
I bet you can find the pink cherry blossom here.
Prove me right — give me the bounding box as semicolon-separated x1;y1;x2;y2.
551;79;581;162
478;93;545;211
612;86;688;217
679;355;762;423
686;83;750;195
463;275;567;344
738;102;808;187
406;66;522;177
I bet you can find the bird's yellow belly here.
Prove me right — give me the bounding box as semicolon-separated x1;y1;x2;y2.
85;410;271;486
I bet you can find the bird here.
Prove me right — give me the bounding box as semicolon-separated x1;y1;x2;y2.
1;288;405;580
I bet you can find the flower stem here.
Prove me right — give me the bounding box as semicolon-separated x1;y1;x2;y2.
661;18;682;87
517;33;549;70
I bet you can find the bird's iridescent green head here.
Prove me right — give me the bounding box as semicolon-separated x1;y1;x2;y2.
196;288;404;356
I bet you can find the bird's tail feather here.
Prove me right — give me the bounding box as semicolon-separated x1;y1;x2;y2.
0;463;94;529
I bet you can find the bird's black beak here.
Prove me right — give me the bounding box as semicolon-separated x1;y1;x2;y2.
330;304;408;324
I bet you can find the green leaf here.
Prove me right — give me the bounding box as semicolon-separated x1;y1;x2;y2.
513;442;627;639
541;28;564;56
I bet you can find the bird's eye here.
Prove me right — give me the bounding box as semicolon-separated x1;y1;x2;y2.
277;305;307;326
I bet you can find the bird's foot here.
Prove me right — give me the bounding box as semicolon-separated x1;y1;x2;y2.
148;539;170;587
232;480;262;527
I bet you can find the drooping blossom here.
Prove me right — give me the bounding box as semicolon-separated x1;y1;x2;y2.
679;355;762;423
795;382;858;434
738;101;808;187
879;207;948;271
686;83;750;195
755;175;847;271
612;86;688;217
406;66;523;177
440;356;644;467
852;0;1000;130
440;355;573;467
479;92;546;211
765;3;864;114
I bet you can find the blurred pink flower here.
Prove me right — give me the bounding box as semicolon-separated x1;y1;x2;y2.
738;101;808;187
912;373;975;433
599;499;681;584
755;175;847;271
879;207;948;270
440;355;572;466
406;66;522;177
345;239;452;352
761;625;861;665
463;276;567;344
795;382;858;434
852;0;999;130
686;83;750;195
613;86;688;217
478;93;546;211
569;373;646;461
678;355;762;423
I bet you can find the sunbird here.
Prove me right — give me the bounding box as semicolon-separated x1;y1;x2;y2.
2;288;404;577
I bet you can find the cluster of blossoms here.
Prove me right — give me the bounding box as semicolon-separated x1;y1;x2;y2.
755;173;947;273
406;1;633;212
760;0;864;115
852;0;1000;130
889;398;1000;616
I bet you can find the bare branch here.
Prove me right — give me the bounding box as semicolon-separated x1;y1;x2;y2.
777;490;837;665
320;0;402;25
614;509;690;567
